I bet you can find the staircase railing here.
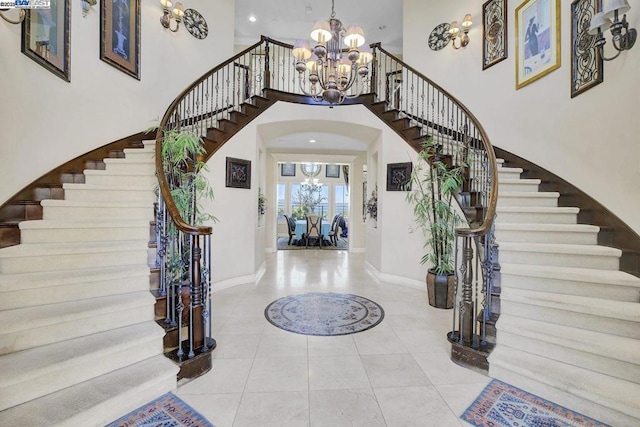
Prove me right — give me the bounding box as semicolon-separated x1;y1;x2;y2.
370;45;499;356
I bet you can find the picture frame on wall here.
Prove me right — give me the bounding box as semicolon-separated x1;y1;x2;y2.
386;162;412;191
281;163;296;177
515;0;561;89
482;0;508;70
570;0;603;98
100;0;141;80
226;157;251;189
325;164;341;179
21;0;71;82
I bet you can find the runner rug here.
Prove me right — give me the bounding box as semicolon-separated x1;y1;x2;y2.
265;292;384;336
461;379;610;426
105;392;213;427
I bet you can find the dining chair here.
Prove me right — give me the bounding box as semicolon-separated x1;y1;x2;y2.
305;214;323;248
327;214;341;246
283;214;297;245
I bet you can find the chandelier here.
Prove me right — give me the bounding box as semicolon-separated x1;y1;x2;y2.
292;0;373;106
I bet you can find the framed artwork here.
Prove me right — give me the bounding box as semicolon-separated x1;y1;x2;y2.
386;162;412;191
515;0;561;90
226;157;251;189
483;0;508;70
571;0;603;98
100;0;141;80
326;164;341;178
362;181;367;221
281;163;296;177
21;0;71;82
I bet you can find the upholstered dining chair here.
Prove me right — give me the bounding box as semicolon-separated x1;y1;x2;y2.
327;214;341;246
283;214;297;245
305;214;323;248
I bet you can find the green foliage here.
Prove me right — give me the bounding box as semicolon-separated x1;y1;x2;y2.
258;188;267;216
294;184;326;215
366;185;378;220
406;136;465;275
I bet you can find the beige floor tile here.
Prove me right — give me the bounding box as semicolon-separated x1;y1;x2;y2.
244;357;308;392
374;386;462;427
234;391;309;427
353;331;409;355
361;353;431;388
211;333;261;359
307;335;358;357
413;349;490;385
308;355;371;390
435;382;491;416
309;389;386;427
255;332;308;358
176;358;253;394
176;393;241;427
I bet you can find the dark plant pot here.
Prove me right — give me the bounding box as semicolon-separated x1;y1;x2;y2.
426;269;455;309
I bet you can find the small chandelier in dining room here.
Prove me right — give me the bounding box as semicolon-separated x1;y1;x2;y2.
292;0;373;106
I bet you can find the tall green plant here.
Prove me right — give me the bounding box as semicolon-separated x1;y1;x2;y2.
406;137;465;275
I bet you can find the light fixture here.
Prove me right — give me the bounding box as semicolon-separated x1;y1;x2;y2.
248;15;257;22
0;8;26;24
292;0;372;106
81;0;97;17
160;0;185;32
449;14;473;49
588;0;636;61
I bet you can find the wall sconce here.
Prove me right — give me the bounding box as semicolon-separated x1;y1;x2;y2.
449;14;473;49
81;0;97;18
588;0;636;61
0;8;26;24
160;0;185;32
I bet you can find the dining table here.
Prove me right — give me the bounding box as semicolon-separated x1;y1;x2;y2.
295;219;331;240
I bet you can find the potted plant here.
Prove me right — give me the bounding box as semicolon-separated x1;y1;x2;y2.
366;184;378;226
406;136;465;309
258;188;267;216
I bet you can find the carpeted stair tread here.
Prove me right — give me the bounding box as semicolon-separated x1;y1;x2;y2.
0;354;178;427
40;199;153;208
495;223;599;232
498;178;541;185
499;241;622;256
498;191;560;198
500;263;640;288
0;264;150;291
0;322;165;411
497;166;524;174
0;240;148;258
501;287;640;322
83;169;155;177
0;291;154;334
495;314;640;368
489;346;640;421
61;182;154;191
19;218;151;230
103;157;155;164
496;206;580;214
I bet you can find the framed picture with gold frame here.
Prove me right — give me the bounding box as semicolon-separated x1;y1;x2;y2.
21;0;71;82
100;0;141;80
515;0;561;89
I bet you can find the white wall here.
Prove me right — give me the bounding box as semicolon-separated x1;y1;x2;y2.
403;0;640;234
0;0;235;204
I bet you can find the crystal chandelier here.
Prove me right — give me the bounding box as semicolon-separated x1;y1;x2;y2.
292;0;373;106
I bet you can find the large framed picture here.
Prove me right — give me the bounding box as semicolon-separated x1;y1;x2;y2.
21;0;71;82
571;0;603;98
515;0;561;89
483;0;508;70
100;0;141;80
226;157;251;189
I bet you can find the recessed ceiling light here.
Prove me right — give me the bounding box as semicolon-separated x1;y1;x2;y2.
379;25;387;30
249;15;257;22
309;139;316;143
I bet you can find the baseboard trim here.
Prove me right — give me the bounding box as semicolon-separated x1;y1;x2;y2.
212;267;264;293
364;261;425;290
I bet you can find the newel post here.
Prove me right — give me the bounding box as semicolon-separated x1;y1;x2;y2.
460;236;475;345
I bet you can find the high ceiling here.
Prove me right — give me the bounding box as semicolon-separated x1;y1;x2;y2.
234;0;402;152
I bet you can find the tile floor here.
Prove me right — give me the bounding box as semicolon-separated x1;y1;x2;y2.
176;250;490;426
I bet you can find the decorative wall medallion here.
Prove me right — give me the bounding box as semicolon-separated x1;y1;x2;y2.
428;23;452;51
483;0;508;70
571;0;603;98
183;9;208;39
301;163;322;178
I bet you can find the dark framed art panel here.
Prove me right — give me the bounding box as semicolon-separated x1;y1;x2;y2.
386;162;412;191
226;157;251;189
21;0;71;82
571;0;603;98
326;164;341;178
483;0;508;70
281;163;296;177
101;0;141;80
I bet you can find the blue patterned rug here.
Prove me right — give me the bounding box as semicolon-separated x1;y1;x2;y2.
264;292;384;336
105;392;213;427
461;379;610;426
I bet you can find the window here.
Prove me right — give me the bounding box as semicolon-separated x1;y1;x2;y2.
334;184;349;217
277;183;286;221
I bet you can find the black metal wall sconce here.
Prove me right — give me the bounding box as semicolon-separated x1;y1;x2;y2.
449;14;473;49
160;0;185;32
588;0;636;61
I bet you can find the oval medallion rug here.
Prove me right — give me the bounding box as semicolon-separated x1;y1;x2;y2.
264;292;385;336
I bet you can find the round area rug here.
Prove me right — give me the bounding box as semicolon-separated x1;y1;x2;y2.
264;292;385;336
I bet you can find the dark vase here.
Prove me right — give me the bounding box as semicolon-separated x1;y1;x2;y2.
426;269;455;309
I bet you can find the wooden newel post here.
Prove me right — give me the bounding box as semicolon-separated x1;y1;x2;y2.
191;236;204;350
264;39;271;90
461;236;474;345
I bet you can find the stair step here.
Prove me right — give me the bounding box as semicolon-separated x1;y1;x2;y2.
500;287;640;339
495;206;579;224
0;321;165;411
0;264;150;310
0;291;155;354
121;147;155;162
19;219;151;243
499;242;621;270
41;199;154;220
489;346;640;426
495;314;640;383
500;263;640;302
62;183;155;203
495;222;599;245
498;178;541;192
0;241;148;273
496;191;560;207
83;169;156;186
0;354;178;427
496;167;523;179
